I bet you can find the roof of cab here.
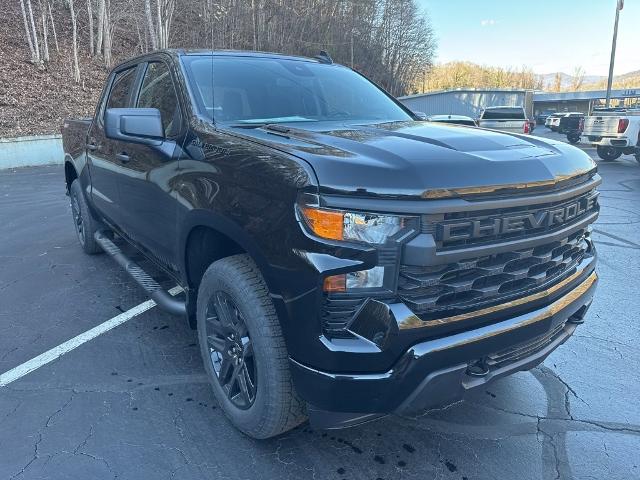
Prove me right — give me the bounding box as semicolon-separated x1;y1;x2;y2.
171;49;322;63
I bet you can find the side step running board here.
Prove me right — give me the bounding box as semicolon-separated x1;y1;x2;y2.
94;231;187;316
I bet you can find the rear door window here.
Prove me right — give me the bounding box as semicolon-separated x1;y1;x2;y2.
106;67;137;110
481;108;525;120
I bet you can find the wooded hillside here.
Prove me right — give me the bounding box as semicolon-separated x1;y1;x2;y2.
0;0;436;138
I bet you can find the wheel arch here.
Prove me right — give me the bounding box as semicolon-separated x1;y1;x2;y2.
64;155;79;193
179;210;277;328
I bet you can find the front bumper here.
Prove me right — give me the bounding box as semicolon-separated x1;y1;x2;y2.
291;270;597;428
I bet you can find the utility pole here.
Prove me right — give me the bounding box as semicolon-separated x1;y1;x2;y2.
605;0;623;108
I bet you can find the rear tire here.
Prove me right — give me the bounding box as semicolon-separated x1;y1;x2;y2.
197;254;306;439
69;179;103;254
596;145;622;162
567;133;581;144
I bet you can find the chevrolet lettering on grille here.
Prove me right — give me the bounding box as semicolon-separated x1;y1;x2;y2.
439;191;599;242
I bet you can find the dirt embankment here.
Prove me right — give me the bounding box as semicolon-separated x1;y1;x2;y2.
0;2;135;138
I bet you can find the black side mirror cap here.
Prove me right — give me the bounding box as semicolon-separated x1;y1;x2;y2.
104;108;164;145
413;111;428;121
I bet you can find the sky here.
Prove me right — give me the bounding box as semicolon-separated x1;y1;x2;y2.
417;0;639;76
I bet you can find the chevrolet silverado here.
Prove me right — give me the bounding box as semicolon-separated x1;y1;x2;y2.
62;50;600;439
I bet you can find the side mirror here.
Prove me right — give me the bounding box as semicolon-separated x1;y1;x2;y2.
413;111;428;121
105;108;164;145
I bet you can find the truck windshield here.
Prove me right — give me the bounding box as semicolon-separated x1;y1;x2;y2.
182;55;412;125
481;108;526;120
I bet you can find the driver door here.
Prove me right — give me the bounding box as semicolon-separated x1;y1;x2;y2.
115;59;184;273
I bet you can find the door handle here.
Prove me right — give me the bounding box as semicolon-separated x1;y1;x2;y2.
116;152;130;163
86;143;98;151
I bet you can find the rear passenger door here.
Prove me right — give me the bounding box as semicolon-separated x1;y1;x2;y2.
116;59;184;272
87;65;139;226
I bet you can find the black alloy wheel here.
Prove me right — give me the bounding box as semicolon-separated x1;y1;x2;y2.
205;291;257;409
69;179;103;254
70;191;86;247
196;254;306;439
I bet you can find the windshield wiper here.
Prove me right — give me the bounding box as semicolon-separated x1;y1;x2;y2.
228;123;291;133
228;123;267;129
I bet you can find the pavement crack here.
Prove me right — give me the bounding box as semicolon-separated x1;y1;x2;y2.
574;419;640;435
536;417;561;480
75;451;118;479
45;393;75;428
74;424;95;454
8;393;75;479
574;333;632;349
535;367;589;419
9;432;42;480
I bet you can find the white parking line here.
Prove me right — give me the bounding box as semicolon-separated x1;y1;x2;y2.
0;286;183;387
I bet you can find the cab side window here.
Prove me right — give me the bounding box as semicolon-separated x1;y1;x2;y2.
106;67;137;110
136;62;181;137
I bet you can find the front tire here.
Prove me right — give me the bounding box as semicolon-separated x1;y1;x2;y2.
69;179;103;254
596;145;622;161
197;254;306;439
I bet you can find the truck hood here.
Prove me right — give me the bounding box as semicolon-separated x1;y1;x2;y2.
224;120;597;199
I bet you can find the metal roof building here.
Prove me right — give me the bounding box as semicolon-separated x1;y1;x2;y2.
532;88;640;114
398;89;533;118
398;88;640;118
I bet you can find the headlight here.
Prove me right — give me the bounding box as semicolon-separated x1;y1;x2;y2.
299;206;407;244
298;201;416;293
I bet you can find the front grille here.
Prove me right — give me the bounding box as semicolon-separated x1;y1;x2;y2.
398;229;591;318
425;189;598;250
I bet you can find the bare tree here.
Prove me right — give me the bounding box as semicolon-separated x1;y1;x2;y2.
87;0;95;56
40;0;50;62
96;0;104;56
20;0;37;63
27;0;41;62
48;1;59;53
155;0;175;49
16;0;437;97
421;62;544;92
102;0;112;67
571;66;585;90
552;72;563;92
20;0;42;64
68;0;81;82
145;0;158;50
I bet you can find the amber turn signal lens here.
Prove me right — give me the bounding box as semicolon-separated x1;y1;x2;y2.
300;206;344;240
323;274;346;292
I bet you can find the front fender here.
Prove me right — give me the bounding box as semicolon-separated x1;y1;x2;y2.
177;209;276;293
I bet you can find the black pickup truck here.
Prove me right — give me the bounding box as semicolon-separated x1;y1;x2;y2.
62;50;600;439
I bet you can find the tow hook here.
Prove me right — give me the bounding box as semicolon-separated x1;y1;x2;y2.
466;359;489;377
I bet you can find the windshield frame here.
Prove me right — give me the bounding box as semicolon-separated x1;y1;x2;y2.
179;54;418;127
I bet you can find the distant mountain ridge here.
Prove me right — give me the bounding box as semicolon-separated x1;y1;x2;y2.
540;70;640;90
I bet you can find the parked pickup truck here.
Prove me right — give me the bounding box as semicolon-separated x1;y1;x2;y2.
62;50;600;439
582;108;640;162
477;106;531;134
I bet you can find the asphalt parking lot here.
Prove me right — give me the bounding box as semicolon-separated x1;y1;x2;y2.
1;131;639;480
